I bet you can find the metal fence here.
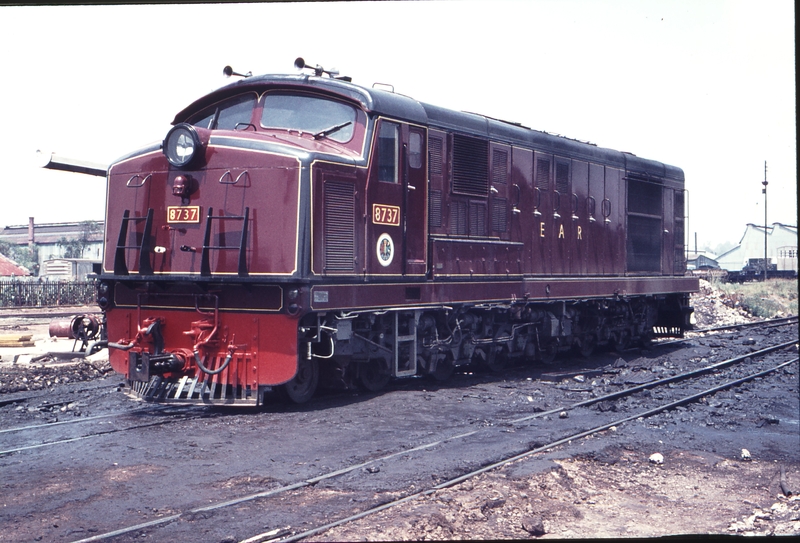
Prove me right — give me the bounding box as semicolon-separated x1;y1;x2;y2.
0;280;97;307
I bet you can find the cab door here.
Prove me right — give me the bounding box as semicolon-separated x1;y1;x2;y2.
366;119;427;277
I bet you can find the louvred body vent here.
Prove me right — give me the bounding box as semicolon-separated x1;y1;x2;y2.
323;180;355;272
452;134;489;196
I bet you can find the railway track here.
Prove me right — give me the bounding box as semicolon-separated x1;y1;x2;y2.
0;404;220;457
281;353;798;543
654;315;797;348
689;315;797;334
3;317;792;458
0;380;119;408
66;334;797;543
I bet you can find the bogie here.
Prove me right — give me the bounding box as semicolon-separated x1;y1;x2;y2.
278;358;319;404
298;295;676;396
357;359;392;392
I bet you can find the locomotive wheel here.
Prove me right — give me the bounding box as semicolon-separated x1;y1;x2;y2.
576;334;596;358
279;358;319;404
358;359;391;392
536;341;558;365
613;330;631;352
482;345;508;372
430;354;455;382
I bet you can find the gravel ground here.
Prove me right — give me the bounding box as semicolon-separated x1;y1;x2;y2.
690;279;760;328
0;285;798;541
307;280;800;540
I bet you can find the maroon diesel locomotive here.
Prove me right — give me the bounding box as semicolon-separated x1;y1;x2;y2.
96;59;698;405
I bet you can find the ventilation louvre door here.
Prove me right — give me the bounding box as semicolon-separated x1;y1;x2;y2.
489;143;511;241
571;160;589;275
551;158;571;274
587;163;605;274
427;130;447;236
626;178;663;273
531;152;552;275
323;180;356;274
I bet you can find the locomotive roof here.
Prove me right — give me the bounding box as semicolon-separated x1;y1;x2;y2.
173;73;683;183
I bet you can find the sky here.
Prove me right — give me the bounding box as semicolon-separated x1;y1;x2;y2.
0;0;795;252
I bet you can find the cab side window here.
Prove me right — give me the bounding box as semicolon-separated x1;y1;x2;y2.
377;121;400;183
408;131;423;169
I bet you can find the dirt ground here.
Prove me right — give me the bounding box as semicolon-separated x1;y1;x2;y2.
311;445;799;540
307;280;800;541
0;284;798;541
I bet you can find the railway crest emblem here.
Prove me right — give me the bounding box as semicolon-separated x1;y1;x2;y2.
377;233;394;267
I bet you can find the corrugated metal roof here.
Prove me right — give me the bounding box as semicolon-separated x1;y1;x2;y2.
0;253;31;276
0;221;104;245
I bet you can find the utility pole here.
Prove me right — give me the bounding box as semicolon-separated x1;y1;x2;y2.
762;161;768;281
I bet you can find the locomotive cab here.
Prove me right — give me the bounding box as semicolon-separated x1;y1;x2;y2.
100;77;377;404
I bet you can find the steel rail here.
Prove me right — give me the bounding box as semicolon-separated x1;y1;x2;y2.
70;429;480;543
655;317;797;347
276;355;799;543
68;340;797;543
0;404;169;435
689;315;797;334
0;409;210;456
0;421;181;457
0;381;119;408
511;338;797;424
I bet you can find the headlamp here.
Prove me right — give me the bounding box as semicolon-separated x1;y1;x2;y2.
163;123;203;169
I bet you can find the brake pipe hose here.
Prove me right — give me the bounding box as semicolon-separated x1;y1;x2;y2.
193;350;234;375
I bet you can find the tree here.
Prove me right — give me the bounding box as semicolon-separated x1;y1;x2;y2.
58;237;86;258
711;241;736;257
57;221;100;259
0;241;38;275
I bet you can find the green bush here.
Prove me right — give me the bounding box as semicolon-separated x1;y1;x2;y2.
715;278;798;318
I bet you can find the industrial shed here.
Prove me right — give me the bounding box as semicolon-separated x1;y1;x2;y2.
716;223;798;273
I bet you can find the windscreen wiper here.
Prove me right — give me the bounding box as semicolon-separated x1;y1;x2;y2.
313;121;352;140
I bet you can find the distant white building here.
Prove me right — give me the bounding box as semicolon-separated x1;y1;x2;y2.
716;223;798;272
41;258;99;280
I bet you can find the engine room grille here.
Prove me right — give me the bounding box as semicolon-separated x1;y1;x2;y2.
452;134;489;196
450;200;468;235
627;215;662;272
469;201;486;236
556;162;570;194
429;137;443;176
429;189;443;228
492;149;508;185
323;180;355;272
492;197;507;233
628;179;662;216
535;158;550;190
